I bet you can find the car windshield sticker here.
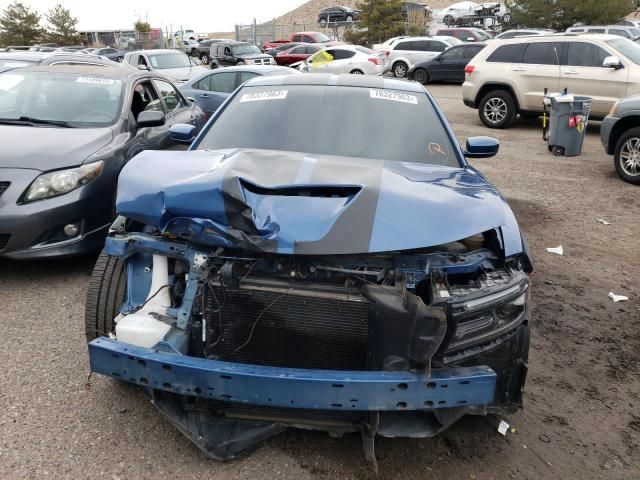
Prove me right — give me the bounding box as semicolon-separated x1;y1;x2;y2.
76;77;116;85
369;89;417;105
240;90;288;102
428;143;447;155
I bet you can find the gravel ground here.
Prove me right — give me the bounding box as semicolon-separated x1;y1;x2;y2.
1;84;638;480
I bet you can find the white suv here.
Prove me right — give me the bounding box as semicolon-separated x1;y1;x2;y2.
384;36;463;77
462;34;640;128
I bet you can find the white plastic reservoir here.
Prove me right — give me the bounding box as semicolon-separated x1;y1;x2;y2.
115;254;172;348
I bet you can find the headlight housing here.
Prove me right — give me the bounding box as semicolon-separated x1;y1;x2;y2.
23;161;104;202
609;101;620;117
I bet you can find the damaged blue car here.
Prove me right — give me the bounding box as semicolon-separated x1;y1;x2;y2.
85;74;532;467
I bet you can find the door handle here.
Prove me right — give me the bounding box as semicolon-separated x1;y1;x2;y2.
563;70;579;74
199;93;209;98
512;67;526;72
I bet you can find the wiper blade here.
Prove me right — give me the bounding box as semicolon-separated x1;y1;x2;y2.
17;116;75;128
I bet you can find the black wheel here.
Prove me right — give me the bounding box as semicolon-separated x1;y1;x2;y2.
393;61;408;78
548;144;554;152
614;127;640;184
191;48;198;57
116;56;123;62
319;18;327;27
444;15;453;25
346;15;353;22
85;252;127;342
413;68;429;84
200;53;209;64
478;90;516;129
210;62;219;70
552;146;565;156
502;13;512;24
350;69;364;74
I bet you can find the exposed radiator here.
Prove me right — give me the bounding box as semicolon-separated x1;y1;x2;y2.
204;278;370;370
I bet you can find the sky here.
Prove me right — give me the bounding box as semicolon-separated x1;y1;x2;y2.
0;0;307;32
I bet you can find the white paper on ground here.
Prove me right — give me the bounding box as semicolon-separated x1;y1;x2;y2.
498;420;509;436
597;218;611;225
608;292;629;303
546;246;563;255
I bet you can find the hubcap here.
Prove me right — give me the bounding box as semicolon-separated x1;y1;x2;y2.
395;64;406;77
620;137;640;176
484;97;507;123
352;70;363;74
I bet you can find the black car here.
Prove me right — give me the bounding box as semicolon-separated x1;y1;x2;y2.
0;51;119;73
196;39;225;65
0;64;206;259
210;41;275;69
408;43;485;84
317;6;360;26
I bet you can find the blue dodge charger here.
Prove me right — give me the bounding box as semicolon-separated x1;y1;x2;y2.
86;74;532;467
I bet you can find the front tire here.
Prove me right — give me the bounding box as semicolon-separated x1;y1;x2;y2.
393;61;408;78
478;90;516;129
116;56;123;62
350;69;364;74
85;253;127;343
614;127;640;184
200;53;209;64
319;18;327;27
413;68;429;84
346;15;353;22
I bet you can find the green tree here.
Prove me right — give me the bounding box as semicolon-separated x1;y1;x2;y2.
134;19;151;33
0;1;43;46
506;0;634;30
45;4;80;45
344;0;405;46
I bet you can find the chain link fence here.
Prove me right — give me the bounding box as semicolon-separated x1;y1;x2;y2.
235;21;357;44
80;30;164;51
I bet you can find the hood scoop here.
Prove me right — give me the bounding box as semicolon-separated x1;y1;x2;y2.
240;179;361;198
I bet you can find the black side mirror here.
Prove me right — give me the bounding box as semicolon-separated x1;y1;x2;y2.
136;111;165;128
463;136;499;158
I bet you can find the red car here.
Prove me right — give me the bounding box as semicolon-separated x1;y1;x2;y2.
290;31;344;45
262;39;290;51
275;44;321;66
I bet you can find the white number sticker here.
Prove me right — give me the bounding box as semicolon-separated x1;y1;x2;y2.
240;90;288;102
76;76;115;85
369;89;417;105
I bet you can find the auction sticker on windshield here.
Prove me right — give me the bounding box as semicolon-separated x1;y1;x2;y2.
240;90;288;102
369;89;417;105
76;77;116;85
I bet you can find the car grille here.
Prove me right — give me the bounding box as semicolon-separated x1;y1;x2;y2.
0;234;10;251
252;58;272;65
0;182;9;197
204;278;370;371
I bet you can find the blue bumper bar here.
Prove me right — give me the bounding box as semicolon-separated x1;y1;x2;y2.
89;337;497;411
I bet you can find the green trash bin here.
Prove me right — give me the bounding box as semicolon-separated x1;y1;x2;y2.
545;94;592;156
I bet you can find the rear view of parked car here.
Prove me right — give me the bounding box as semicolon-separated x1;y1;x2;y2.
601;95;640;184
409;43;485;84
385;36;463;77
0;65;205;259
462;34;640;128
302;46;386;75
179;65;300;116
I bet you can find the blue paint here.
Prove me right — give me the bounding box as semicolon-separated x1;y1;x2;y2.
464;136;500;158
89;337;497;411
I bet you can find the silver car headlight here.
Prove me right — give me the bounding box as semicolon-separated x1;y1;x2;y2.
24;161;104;202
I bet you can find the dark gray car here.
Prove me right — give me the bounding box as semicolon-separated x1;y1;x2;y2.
91;47;125;62
0;64;206;259
601;95;640;185
179;65;301;116
210;41;275;69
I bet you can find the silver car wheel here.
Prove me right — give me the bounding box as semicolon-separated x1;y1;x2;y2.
484;98;507;124
393;62;407;77
620;137;640;176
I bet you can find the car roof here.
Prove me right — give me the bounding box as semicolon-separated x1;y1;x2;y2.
245;73;427;93
127;49;186;55
568;25;636;30
15;64;139;78
494;33;621;42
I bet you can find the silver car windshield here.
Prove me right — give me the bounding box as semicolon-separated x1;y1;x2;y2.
148;52;192;69
0;71;123;126
606;37;640;64
197;84;460;167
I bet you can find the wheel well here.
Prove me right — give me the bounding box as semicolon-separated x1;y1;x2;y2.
475;84;520;111
607;116;640;155
393;59;408;68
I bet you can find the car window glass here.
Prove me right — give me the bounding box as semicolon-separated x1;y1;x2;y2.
209;72;236;92
292;35;301;42
463;45;484;58
138;55;148;67
522;42;559;65
224;47;232;56
153;79;186;112
566;42;609;67
440;47;465;60
290;47;305;54
586;28;605;34
238;71;260;84
332;49;356;60
413;40;430;51
132;81;161;118
395;41;413;51
609;29;629;38
499;32;516;39
486;43;526;62
303;36;314;42
431;41;447;52
305;46;319;54
195;75;211;91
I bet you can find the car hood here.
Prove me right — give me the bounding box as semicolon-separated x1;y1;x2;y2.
157;65;207;82
236;53;273;59
116;148;523;256
0;125;113;171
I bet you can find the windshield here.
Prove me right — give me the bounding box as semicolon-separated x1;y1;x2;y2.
231;44;261;55
0;59;37;71
314;32;331;42
148;52;192;69
446;37;464;46
0;72;123;126
474;30;492;40
196;85;459;167
606;37;640;64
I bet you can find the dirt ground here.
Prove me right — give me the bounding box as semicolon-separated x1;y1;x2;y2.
1;84;638;480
